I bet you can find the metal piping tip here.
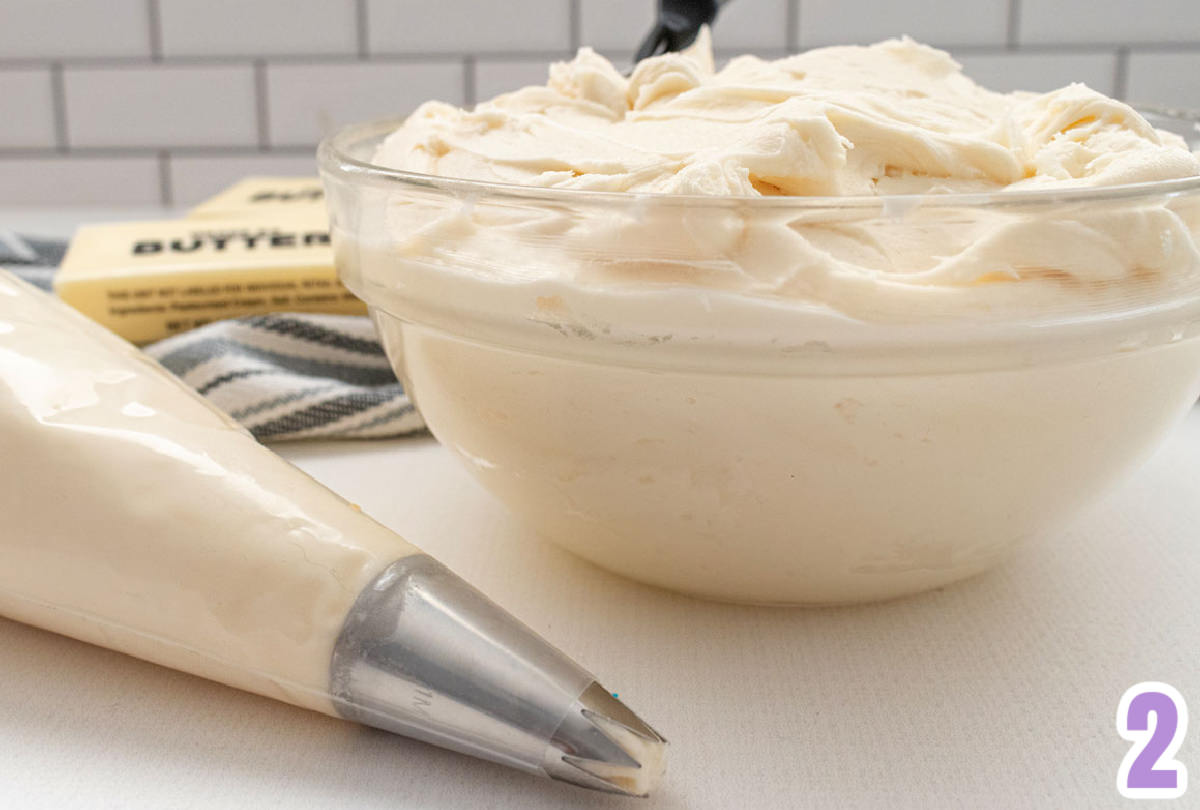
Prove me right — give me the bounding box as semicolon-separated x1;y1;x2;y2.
331;554;668;797
543;683;668;797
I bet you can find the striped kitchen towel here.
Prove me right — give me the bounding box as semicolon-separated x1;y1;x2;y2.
1;231;62;291
1;230;425;442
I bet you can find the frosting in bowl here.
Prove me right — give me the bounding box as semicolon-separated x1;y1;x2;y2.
355;33;1200;333
374;32;1200;197
320;44;1200;603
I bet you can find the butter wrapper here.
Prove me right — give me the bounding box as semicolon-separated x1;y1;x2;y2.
55;215;364;344
188;176;326;219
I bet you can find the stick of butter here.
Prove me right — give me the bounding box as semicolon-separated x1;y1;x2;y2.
55;214;365;344
188;176;326;219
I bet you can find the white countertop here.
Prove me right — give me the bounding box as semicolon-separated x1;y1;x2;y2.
3;420;1199;809
2;208;1198;808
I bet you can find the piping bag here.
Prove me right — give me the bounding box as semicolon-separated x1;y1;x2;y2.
0;269;666;797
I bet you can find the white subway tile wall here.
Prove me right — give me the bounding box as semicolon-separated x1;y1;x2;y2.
168;153;326;205
953;51;1118;95
0;0;150;60
1127;51;1200;108
367;0;571;54
158;0;360;58
580;0;788;54
265;61;464;147
1019;0;1200;45
63;65;258;148
471;59;556;104
1;0;1197;204
798;0;1010;47
0;157;161;205
0;69;55;149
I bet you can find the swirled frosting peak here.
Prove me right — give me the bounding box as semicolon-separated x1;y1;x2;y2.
374;31;1200;197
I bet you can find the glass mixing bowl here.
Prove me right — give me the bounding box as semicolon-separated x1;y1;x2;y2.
319;112;1200;604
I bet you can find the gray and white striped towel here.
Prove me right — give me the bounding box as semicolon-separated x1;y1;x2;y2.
1;231;425;442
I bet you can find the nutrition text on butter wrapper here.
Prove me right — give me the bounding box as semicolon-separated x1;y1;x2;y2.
104;275;359;335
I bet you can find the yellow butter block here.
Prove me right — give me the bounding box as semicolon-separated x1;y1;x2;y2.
55;215;365;344
188;176;326;219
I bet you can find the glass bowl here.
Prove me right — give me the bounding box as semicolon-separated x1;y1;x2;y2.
318;112;1200;605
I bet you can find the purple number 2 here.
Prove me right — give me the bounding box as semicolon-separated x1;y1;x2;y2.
1117;682;1189;800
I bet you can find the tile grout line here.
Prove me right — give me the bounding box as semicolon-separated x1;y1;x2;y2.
147;0;163;61
356;0;370;59
786;0;800;53
0;49;619;69
157;149;172;205
463;55;477;107
568;0;581;52
0;41;1192;68
0;145;319;159
50;62;69;152
1006;0;1021;50
254;59;271;150
1113;47;1130;100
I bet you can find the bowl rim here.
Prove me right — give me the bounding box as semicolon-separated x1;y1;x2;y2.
318;107;1200;210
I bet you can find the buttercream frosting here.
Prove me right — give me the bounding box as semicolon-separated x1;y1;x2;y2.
374;32;1200;198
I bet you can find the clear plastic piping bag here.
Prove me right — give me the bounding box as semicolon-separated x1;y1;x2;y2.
0;270;665;796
